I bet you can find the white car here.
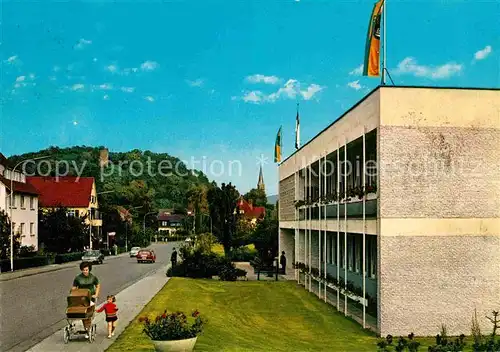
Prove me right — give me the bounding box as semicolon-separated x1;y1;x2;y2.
129;247;141;257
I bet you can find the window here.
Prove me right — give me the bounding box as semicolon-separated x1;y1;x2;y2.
67;210;76;217
366;236;377;279
20;223;25;235
30;223;34;235
162;221;168;227
21;195;25;208
30;196;34;209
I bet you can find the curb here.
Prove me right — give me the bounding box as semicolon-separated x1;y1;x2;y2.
0;253;130;282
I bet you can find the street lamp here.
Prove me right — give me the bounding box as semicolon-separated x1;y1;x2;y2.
143;211;157;245
10;155;50;272
124;205;142;252
89;190;115;250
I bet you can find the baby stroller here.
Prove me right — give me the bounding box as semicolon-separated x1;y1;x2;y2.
63;288;97;343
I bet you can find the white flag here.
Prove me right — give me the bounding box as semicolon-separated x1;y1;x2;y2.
295;109;300;149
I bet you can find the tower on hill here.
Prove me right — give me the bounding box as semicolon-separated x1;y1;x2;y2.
257;165;265;191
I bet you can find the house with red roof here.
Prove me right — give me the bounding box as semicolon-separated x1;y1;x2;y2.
157;209;185;239
0;153;40;250
236;197;266;225
26;176;103;248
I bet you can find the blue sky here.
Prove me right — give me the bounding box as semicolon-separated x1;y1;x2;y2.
1;1;498;196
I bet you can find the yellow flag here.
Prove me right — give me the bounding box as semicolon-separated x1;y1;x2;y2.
363;0;384;77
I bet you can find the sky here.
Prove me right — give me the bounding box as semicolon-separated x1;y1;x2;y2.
1;0;499;196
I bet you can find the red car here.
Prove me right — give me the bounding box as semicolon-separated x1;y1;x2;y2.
136;249;156;263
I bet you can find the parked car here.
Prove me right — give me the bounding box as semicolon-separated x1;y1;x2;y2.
129;247;141;257
81;250;104;265
136;249;156;263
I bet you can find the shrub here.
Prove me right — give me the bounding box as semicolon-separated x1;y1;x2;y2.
376;334;420;352
230;245;258;262
55;252;84;264
139;310;204;341
167;244;246;281
18;245;37;257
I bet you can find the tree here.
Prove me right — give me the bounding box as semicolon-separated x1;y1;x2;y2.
232;217;254;247
250;218;278;265
0;209;21;260
243;188;267;207
187;185;208;234
207;182;240;256
38;208;88;253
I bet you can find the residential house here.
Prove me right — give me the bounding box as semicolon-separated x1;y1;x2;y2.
0;153;40;250
27;176;103;247
278;86;500;337
236;197;266;225
157;209;185;237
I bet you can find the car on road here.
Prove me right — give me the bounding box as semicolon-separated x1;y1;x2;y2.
81;250;104;264
129;247;141;257
136;249;156;263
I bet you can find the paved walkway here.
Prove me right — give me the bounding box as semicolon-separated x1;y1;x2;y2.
25;265;170;352
0;253;130;282
233;262;295;281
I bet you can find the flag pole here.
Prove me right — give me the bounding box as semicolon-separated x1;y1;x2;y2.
382;0;387;85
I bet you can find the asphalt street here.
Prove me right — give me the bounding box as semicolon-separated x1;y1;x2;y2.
0;242;178;352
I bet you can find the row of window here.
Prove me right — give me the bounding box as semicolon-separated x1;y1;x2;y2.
299;158;377;199
160;221;182;227
302;233;377;279
12;222;35;236
7;194;36;210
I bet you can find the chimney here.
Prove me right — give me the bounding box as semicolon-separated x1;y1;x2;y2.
99;148;109;167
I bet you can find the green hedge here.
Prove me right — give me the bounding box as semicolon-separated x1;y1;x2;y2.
0;256;51;272
54;252;84;264
230;246;258;262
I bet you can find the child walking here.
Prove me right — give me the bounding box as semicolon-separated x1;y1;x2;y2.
97;295;119;338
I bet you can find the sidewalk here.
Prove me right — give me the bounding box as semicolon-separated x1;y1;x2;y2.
25;265;170;352
0;253;130;282
233;262;296;281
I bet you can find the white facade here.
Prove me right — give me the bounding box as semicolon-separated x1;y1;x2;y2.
0;162;39;250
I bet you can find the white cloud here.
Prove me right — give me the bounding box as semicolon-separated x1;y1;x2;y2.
53;66;61;72
349;64;364;76
347;80;363;90
243;91;265;104
29;73;35;80
75;38;92;49
93;58;98;62
186;79;204;87
140;61;159;71
245;74;281;85
16;76;26;82
301;84;324;100
474;45;492;60
103;94;110;100
73;121;78;126
240;79;324;104
71;84;85;91
123;67;138;75
105;65;118;73
145;96;155;102
98;83;113;90
5;55;18;63
394;57;463;79
121;87;135;93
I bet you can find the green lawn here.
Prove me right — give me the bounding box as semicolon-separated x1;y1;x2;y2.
211;243;255;257
108;278;385;351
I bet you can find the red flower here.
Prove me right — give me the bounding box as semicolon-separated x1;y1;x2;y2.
191;310;200;318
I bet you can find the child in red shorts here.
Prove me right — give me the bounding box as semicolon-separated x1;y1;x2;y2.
97;295;118;338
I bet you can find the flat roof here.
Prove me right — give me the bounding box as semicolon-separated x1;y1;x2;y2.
280;85;500;165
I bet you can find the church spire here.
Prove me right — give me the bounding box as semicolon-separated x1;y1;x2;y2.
257;165;265;191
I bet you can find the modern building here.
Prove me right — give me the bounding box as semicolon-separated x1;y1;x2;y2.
0;153;40;250
27;176;103;248
278;86;499;337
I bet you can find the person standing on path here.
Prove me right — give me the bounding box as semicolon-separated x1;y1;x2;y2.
171;248;178;267
71;262;100;337
97;295;118;338
280;251;287;274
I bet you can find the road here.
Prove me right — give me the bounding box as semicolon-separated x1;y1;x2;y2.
0;242;178;352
